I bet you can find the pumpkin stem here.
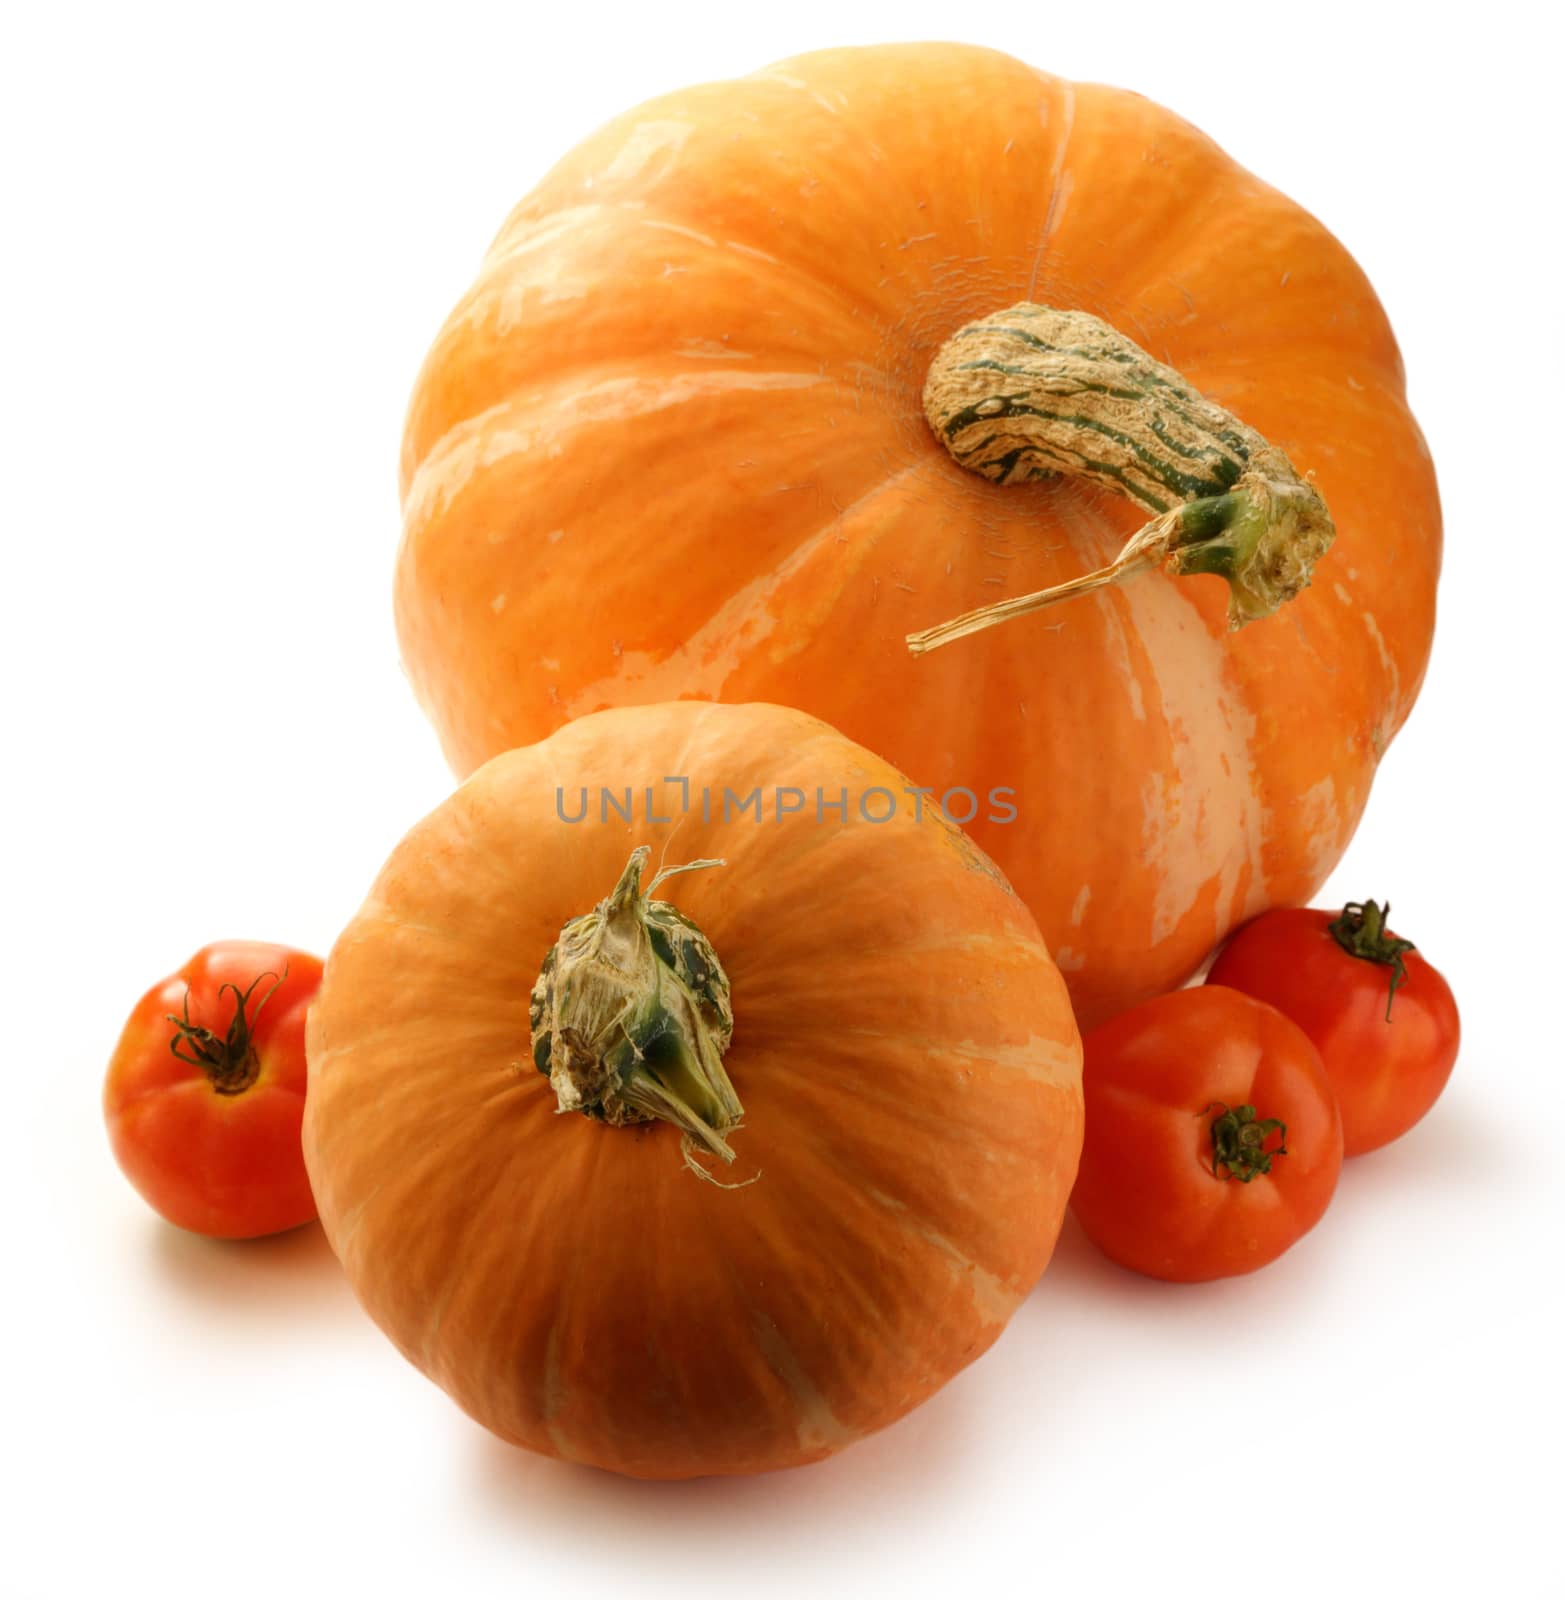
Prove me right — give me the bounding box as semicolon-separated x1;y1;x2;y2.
906;304;1334;654
1327;899;1416;1022
529;846;744;1164
165;965;287;1096
1205;1101;1288;1183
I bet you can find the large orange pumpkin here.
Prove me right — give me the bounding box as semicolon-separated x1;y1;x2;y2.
303;701;1083;1478
394;43;1440;1029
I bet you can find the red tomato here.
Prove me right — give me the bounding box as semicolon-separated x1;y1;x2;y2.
1207;901;1460;1155
1071;987;1344;1282
104;942;323;1238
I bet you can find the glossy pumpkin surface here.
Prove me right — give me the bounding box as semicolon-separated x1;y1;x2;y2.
303;701;1083;1478
395;43;1440;1027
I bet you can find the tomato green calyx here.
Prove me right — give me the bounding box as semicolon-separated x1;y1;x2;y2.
1206;1102;1287;1182
1327;900;1416;1022
166;967;288;1095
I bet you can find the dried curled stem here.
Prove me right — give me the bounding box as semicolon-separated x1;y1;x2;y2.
907;304;1335;654
529;847;746;1167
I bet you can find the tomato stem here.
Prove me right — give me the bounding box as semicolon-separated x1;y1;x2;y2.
1206;1102;1287;1182
1327;899;1416;1022
166;966;287;1095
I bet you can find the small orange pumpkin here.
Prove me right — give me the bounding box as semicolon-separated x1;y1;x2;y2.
395;43;1440;1029
303;701;1082;1478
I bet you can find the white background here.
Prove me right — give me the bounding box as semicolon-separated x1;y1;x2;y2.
6;2;1559;1595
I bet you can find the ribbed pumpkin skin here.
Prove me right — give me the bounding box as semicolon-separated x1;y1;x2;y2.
303;702;1082;1479
395;43;1440;1029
